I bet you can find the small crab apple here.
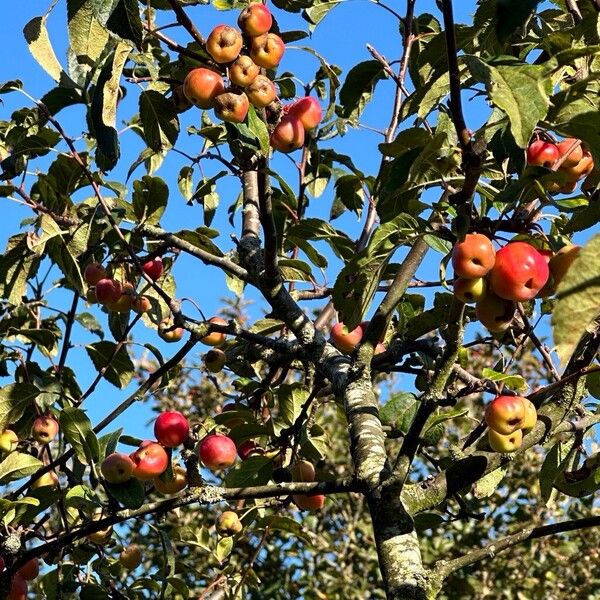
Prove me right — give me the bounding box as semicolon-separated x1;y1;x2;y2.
286;96;323;132
18;558;39;580
488;242;549;301
95;278;122;304
562;150;594;180
214;91;250;123
120;544;142;570
201;317;228;346
526;140;559;167
556;138;584;168
237;439;263;460
199;434;237;470
8;573;27;600
130;442;169;481
453;277;487;304
84;262;106;286
250;33;285;69
229;55;260;87
488;428;523;453
550;245;580;289
290;460;316;482
451;233;496;279
183;68;225;109
158;319;184;343
106;282;135;312
270;114;305;152
142;257;163;281
246;74;277;108
204;348;227;373
31;416;59;444
217;510;243;535
485;395;526;434
101;452;135;484
521;398;537;432
0;429;18;453
31;470;59;490
330;322;364;354
154;464;188;495
206;25;243;64
87;515;113;544
293;493;325;511
154;411;190;448
132;295;151;315
475;293;516;332
238;3;273;36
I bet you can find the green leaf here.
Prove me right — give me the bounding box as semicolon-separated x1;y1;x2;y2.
59;407;100;464
380;392;419;432
133;175;168;225
106;0;143;49
286;218;355;261
64;484;100;510
539;439;575;503
481;368;529;392
75;312;104;339
139;90;180;151
379;128;432;158
463;56;552;147
278;383;308;426
215;536;233;563
473;466;507;499
224;455;273;487
177;166;194;202
0;234;41;306
246;105;270;155
0;383;39;431
85;341;135;388
338;60;386;119
552;234;600;365
23;16;69;83
303;1;343;27
0;452;43;484
105;478;145;508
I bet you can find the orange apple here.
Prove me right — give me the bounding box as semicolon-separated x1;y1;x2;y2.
200;316;228;346
521;398;537;432
229;55;260;87
214;91;250;123
485;395;526;434
132;295;151;315
158;319;184;343
290;460;315;482
246;74;277;108
451;233;496;279
250;33;285;69
204;348;227;373
293;493;325;511
556;138;584;168
330;322;364;353
101;452;135;484
238;3;273;36
270;114;304;153
206;25;243;64
119;544;142;570
154;464;188;495
183;68;226;109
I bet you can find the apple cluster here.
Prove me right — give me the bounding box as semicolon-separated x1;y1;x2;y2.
180;4;322;152
485;395;537;453
1;556;39;600
526;137;594;194
451;234;580;332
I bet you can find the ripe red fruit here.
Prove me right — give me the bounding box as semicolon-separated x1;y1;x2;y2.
183;68;226;109
18;558;39;580
95;278;122;304
556;138;584;168
246;74;278;108
286;97;322;131
330;322;364;353
451;233;496;279
132;295;151;315
238;3;273;36
475;293;516;332
154;464;188;495
485;395;527;434
206;25;243;64
142;257;163;281
293;493;325;511
130;442;169;481
229;55;260;87
526;140;559;167
154;411;190;447
84;262;107;286
101;452;135;484
488;242;549;301
8;573;27;600
201;317;228;346
290;460;316;482
250;33;285;69
31;416;59;444
199;434;237;471
237;439;263;460
158;319;185;343
214;91;250;123
270;114;304;153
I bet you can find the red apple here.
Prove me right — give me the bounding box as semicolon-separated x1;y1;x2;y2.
270;114;304;152
154;464;188;495
246;74;278;108
290;460;316;482
142;257;163;281
84;262;106;286
229;55;260;87
154;411;190;447
526;140;559;167
31;416;59;444
286;96;322;131
206;25;243;64
130;442;169;481
250;33;285;69
237;439;263;460
198;434;237;471
8;573;27;600
238;3;273;36
330;322;364;353
201;316;228;346
183;68;226;109
293;493;325;511
18;558;39;581
488;242;549;301
101;452;135;484
451;233;496;279
95;278;122;304
556;138;583;168
485;395;526;434
214;91;250;123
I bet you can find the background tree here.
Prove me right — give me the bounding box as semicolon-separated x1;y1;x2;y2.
0;0;600;598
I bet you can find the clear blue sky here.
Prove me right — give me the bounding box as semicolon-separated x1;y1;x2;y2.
0;0;582;443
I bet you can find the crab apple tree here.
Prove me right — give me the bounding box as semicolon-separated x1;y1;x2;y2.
1;1;600;599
